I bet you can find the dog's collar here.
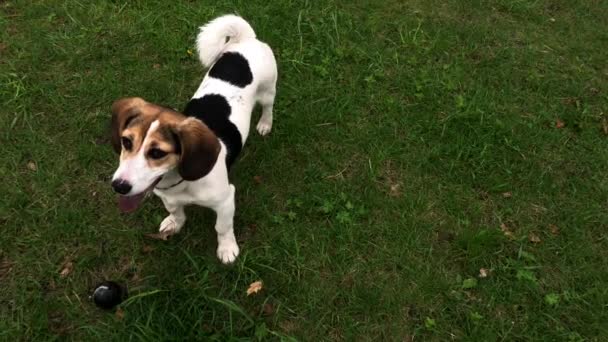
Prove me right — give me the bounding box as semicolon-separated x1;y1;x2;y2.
155;177;185;190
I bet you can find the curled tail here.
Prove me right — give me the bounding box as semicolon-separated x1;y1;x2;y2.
196;15;256;68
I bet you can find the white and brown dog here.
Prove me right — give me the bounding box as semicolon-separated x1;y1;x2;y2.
110;15;277;264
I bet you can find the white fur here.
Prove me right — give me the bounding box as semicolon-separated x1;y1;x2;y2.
154;15;276;264
113;120;171;194
196;15;256;68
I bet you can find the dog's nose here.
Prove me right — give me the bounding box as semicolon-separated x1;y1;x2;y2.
111;179;132;195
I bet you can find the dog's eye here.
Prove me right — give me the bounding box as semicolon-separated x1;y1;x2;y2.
148;148;168;160
121;137;132;151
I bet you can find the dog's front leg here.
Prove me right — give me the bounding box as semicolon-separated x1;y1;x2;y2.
159;197;186;236
212;184;239;264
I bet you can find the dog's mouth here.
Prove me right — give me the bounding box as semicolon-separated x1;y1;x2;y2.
118;178;162;213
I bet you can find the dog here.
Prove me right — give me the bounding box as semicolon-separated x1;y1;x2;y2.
109;15;277;264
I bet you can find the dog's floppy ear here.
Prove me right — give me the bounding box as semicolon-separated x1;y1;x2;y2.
173;117;221;181
110;97;146;153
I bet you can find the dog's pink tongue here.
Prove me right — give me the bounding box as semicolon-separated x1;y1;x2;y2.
118;193;145;213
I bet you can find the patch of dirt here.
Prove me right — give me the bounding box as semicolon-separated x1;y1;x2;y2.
48;311;71;336
262;302;275;316
237;223;257;244
376;159;403;197
278;320;299;333
0;257;13;280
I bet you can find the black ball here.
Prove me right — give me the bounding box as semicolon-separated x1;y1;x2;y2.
92;281;126;310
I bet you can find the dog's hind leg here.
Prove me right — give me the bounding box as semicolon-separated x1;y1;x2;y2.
256;84;276;136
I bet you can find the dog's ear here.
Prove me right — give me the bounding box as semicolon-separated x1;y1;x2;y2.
173;118;220;181
110;97;146;153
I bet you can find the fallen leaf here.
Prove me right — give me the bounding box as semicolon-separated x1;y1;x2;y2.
530;204;548;214
59;261;73;278
555;119;565;129
500;223;515;239
27;161;37;171
115;307;125;320
528;232;541;243
144;232;170;241
502;191;512;198
262;303;275;316
479;268;489;278
152;63;161;69
601;118;608;135
549;224;560;236
246;280;263;296
142;245;155;253
253;175;263;184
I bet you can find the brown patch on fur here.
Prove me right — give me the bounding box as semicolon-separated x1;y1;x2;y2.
111;97;146;153
144;123;181;169
173;118;220;180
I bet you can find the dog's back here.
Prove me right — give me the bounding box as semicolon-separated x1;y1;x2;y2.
186;15;278;168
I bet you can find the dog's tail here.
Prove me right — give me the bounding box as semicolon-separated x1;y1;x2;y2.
196;14;256;68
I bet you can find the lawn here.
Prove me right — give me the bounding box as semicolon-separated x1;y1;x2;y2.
1;0;608;340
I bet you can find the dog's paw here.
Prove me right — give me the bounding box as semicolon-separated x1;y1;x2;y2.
217;240;240;264
159;215;184;236
256;120;272;136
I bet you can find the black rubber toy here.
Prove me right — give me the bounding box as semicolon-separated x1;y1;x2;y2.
92;281;126;310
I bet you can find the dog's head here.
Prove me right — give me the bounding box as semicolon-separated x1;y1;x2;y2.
110;97;220;212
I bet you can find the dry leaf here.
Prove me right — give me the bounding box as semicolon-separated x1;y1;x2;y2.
152;63;161;69
528;232;541;243
479;268;489;278
253;175;263;184
27;161;37;171
601;118;608;135
59;261;73;278
500;223;515;239
555;119;565;129
144;232;170;241
115;307;125;320
246;280;263;296
549;224;560;236
502;191;512;198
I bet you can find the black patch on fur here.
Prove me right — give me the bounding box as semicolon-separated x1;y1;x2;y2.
183;94;242;168
208;52;253;88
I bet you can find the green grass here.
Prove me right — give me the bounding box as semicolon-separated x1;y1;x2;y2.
2;0;608;340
